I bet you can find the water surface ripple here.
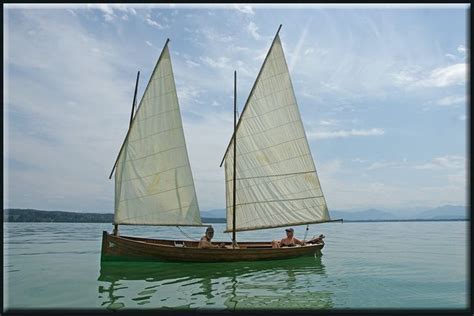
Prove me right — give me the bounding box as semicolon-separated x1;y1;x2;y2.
3;221;468;310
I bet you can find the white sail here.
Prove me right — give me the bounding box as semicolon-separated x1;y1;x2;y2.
223;34;330;232
114;42;201;226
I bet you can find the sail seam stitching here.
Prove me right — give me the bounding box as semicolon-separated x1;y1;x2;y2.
230;136;307;159
227;203;328;230
124;145;184;163
120;164;189;183
227;170;316;181
119;183;195;203
117;200;198;222
227;152;313;175
127;126;182;144
228;202;327;229
234;195;324;207
134;99;178;123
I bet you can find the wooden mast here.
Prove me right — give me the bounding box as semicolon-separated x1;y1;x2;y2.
114;70;140;236
232;70;237;247
129;71;140;127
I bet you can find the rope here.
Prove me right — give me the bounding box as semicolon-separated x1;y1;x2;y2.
176;226;199;241
303;224;309;242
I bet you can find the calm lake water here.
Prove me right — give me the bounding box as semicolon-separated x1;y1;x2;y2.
3;221;469;310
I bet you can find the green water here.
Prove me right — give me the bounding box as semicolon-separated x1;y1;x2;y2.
3;221;469;310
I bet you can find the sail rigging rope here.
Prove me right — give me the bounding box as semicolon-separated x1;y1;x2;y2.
303;224;309;242
176;226;199;241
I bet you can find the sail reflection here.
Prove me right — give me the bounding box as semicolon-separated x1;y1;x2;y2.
98;256;333;310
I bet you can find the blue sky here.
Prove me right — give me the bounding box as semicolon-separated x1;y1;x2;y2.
4;4;469;214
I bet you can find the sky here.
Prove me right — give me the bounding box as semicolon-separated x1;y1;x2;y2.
3;4;469;214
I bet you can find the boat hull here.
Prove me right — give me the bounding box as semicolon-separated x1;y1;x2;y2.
101;231;324;262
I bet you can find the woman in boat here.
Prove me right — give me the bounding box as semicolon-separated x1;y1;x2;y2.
198;226;226;249
271;228;305;248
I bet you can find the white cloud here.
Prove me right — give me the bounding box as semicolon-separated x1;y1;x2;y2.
111;6;137;16
253;46;268;62
308;128;385;140
146;17;164;29
457;44;467;54
289;19;312;71
176;84;202;106
247;22;261;40
458;114;467;121
319;119;337;126
445;53;457;61
4;6;468;213
362;156;466;171
304;48;314;55
392;67;419;86
185;60;200;68
435;95;466;106
66;9;77;16
393;63;467;89
200;28;233;43
414;155;465;170
234;5;255;15
417;63;467;88
103;13;114;22
95;4;114;15
317;156;466;210
366;161;406;171
199;56;230;69
91;4;138;22
5;9;133;211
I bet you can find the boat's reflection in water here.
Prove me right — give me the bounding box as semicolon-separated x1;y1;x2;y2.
98;256;333;310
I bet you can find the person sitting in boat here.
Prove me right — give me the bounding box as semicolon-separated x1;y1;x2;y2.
271;228;305;248
198;226;225;249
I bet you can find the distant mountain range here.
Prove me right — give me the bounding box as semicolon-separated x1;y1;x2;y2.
201;209;228;218
411;205;467;220
201;205;468;221
4;205;468;223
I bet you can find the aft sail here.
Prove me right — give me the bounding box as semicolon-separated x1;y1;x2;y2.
222;29;330;232
113;40;202;226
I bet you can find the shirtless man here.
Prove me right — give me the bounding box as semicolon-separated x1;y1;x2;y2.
271;228;305;248
198;226;226;248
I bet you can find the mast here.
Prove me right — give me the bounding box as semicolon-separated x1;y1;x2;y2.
232;70;237;247
114;70;140;236
129;71;140;127
221;25;339;233
112;39;204;227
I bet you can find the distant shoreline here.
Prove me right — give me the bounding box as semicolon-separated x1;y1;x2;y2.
4;208;468;224
3;219;468;224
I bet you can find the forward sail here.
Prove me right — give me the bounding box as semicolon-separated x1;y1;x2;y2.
114;40;202;226
222;30;330;232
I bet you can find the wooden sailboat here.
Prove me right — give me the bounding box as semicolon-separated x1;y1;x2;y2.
101;26;341;263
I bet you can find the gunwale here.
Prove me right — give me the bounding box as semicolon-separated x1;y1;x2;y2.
101;231;324;262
